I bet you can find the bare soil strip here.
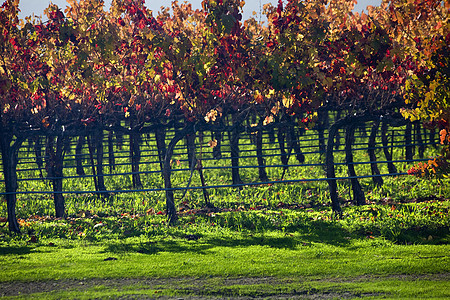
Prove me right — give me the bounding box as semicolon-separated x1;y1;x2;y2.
1;273;449;298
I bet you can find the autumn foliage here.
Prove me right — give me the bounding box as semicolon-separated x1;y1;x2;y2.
0;0;449;165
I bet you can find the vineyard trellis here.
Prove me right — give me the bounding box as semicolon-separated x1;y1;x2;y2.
0;108;440;231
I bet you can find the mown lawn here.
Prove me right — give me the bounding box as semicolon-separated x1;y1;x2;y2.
1;196;449;299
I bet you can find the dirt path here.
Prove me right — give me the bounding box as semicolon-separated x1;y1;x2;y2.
1;273;449;299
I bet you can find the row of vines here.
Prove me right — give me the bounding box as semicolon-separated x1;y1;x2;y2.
1;112;440;229
1;0;449;232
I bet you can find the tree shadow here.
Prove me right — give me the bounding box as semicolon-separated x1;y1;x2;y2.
292;221;354;246
103;221;353;255
204;235;301;250
104;239;213;255
0;245;33;256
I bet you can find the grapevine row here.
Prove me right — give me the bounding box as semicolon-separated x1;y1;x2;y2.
1;0;448;232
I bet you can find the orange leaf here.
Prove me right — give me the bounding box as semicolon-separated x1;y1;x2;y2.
208;139;218;148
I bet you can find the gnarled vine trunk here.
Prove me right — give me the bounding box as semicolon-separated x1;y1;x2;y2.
381;122;397;174
108;130;115;173
334;110;342;150
317;110;328;154
0;127;23;233
162;126;193;224
75;135;86;176
33;136;43;170
95;129;107;195
87;129;108;197
405;122;414;161
186;131;210;206
229;115;242;186
47;135;67;218
289;125;304;163
325;122;342;214
212;128;222;159
278;126;288;172
345;124;366;206
414;121;424;159
256;121;269;182
368;120;383;187
130;130;143;189
155;126;167;172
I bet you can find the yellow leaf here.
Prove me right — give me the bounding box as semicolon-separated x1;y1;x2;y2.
263;115;274;126
205;109;218;122
254;90;263;103
282;94;294;108
204;61;212;73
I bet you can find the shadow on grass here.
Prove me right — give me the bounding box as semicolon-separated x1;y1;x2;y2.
103;220;352;255
295;221;353;246
104;240;212;255
0;245;33;256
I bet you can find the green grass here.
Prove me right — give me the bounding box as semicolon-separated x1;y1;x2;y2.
1;228;449;298
1;124;449;298
1;201;449;298
2;234;449;280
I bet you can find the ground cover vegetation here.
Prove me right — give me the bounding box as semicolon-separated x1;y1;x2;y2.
0;0;449;298
1;0;449;230
0;189;449;298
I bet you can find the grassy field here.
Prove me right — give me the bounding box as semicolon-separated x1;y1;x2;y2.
1;124;449;298
1;199;449;299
